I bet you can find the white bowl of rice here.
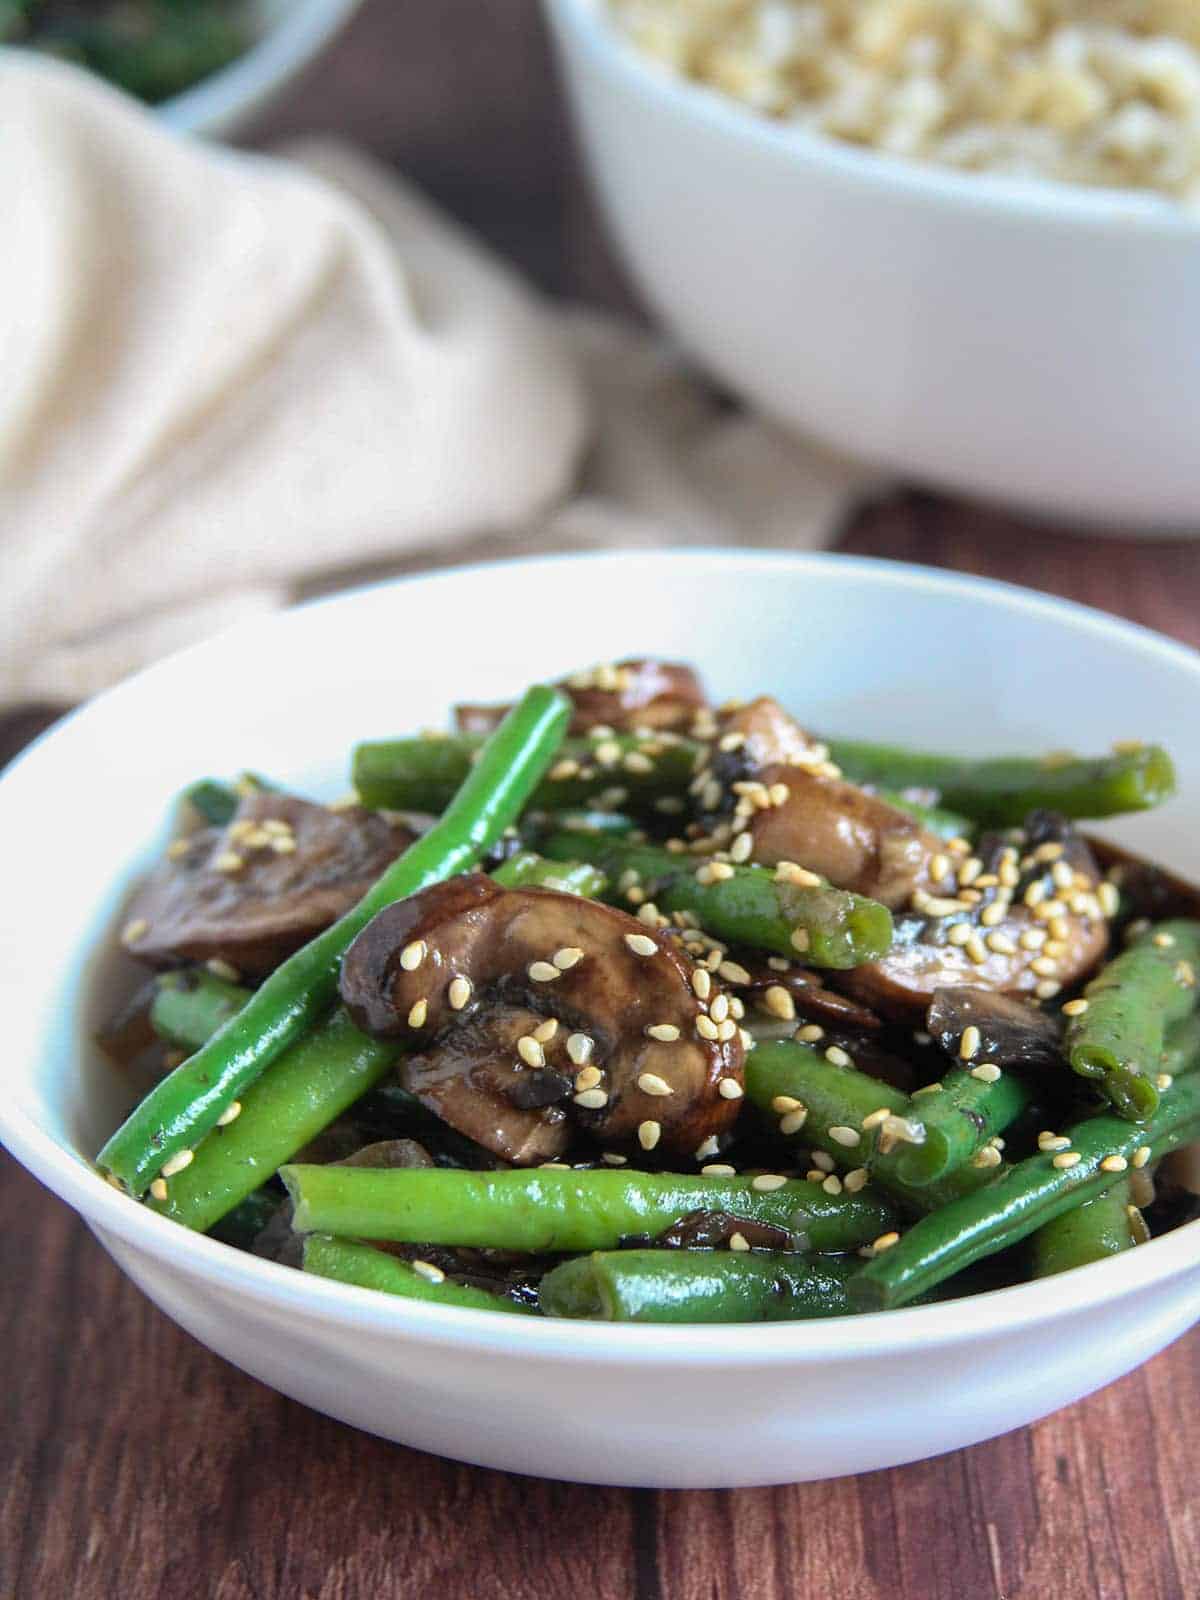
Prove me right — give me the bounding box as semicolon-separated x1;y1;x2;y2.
544;0;1200;531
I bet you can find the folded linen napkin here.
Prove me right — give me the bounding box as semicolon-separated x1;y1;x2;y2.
0;53;879;707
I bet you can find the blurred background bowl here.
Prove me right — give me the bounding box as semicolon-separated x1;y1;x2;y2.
545;0;1200;534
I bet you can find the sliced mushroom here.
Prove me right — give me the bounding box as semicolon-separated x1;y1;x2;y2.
123;793;414;979
926;987;1064;1068
339;874;743;1161
734;955;883;1032
455;658;708;737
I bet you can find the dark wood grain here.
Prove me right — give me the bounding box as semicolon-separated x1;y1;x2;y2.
4;2;1199;1595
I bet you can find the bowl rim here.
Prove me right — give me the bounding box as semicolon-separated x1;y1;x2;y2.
545;0;1200;238
158;0;365;138
3;545;1200;1365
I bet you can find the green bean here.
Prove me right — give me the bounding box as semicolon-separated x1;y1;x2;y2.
183;772;276;827
826;738;1175;826
98;685;571;1195
540;1249;856;1323
489;851;607;898
538;830;893;969
207;1186;282;1252
1162;1012;1200;1079
892;1068;1033;1186
353;732;697;816
849;1072;1200;1310
280;1166;899;1255
873;789;976;842
302;1236;533;1314
1066;919;1200;1120
149;969;248;1050
1031;1181;1137;1278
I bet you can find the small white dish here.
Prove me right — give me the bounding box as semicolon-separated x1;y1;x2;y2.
544;0;1200;532
1;549;1197;1488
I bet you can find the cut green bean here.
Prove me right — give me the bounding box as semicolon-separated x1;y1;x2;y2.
353;732;697;816
850;1073;1200;1310
1066;919;1200;1120
98;685;571;1195
540;1249;855;1323
149;969;248;1051
490;851;607;898
1031;1181;1137;1278
280;1166;898;1255
891;1068;1033;1187
873;789;976;842
303;1235;533;1314
826;738;1175;826
538;830;893;969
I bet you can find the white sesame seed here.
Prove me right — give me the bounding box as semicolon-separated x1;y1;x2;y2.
528;961;561;983
844;1168;869;1193
730;832;753;864
752;1174;787;1192
213;851;244;873
798;1024;825;1043
575;1065;602;1091
602;1152;628;1166
517;1035;545;1068
822;1175;843;1196
1051;1151;1082;1170
1030;956;1059;979
959;1026;982;1061
149;1178;168;1201
716;1019;739;1043
1035;981;1061;1000
958;857;983;886
694;1135;721;1161
718;960;752;986
1101;1154;1129;1173
729;1232;751;1252
709;993;730;1024
533;1018;559;1044
638;1072;674;1098
448;976;472;1011
643;1023;680;1045
1132;1145;1152;1169
775;861;823;889
702;1163;737;1176
121;918;149;945
161;1149;194;1178
947;923;973;947
791;929;811;953
400;940;427;972
412;1259;445;1284
625;934;658;958
873;1232;900;1252
638;1120;662;1150
408;998;428;1028
972;1146;1003;1169
779;1110;809;1136
216;1100;242;1127
986;932;1017;955
764;985;796;1022
566;1032;594;1066
574;1088;609;1109
829;1125;861;1148
811;1150;835;1173
1098;882;1120;918
553;946;585;971
861;1108;891;1130
970;1063;1002;1084
718;1078;744;1100
965;934;989;966
824;1045;852;1068
691;968;712;1001
696;1014;720;1041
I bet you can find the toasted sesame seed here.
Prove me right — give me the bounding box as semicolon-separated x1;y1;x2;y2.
844;1168;869;1193
529;961;561;983
873;1232;900;1252
822;1175;844;1196
149;1178;169;1201
824;1045;852;1068
829;1125;861;1148
1038;1132;1071;1152
728;1231;751;1252
533;1018;558;1044
775;861;823;889
1101;1154;1129;1173
1098;882;1120;918
1052;1151;1082;1169
811;1150;835;1173
1157;1072;1174;1090
791;929;812;953
625;933;658;958
772;1095;803;1113
718;1078;744;1100
728;832;753;865
716;1019;739;1042
448;976;472;1011
762;985;796;1022
399;940;426;972
602;1152;628;1166
947;923;973;947
929;853;951;882
779;1109;809;1136
216;1100;242;1127
980;902;1010;929
161;1149;194;1178
408;999;428;1028
691;968;712;1001
1132;1145;1152;1168
575;1065;602;1091
709;992;730;1023
574;1088;609;1109
970;1063;1002;1083
412;1259;445;1284
718;960;752;986
121;917;149;945
213;850;244;873
958;857;983;886
959;1025;982;1061
638;1072;674;1098
695;1014;720;1041
751;1173;787;1192
517;1035;545;1068
566;1032;594;1066
964;934;988;966
1030;956;1058;978
985;932;1017;956
972;1145;1003;1169
861;1108;891;1131
807;1170;827;1184
702;1164;738;1177
1035;980;1062;1000
641;1024;678;1046
637;1120;662;1150
798;1024;825;1043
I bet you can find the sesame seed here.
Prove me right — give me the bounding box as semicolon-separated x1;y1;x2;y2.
718;1078;744;1100
637;1120;662;1150
972;1145;1003;1169
763;985;796;1021
448;976;473;1011
216;1100;242;1127
625;934;658;958
399;940;426;972
1157;1073;1174;1090
1132;1145;1152;1168
965;934;989;966
824;1045;852;1068
775;861;823;889
772;1095;802;1113
822;1175;844;1196
1127;1205;1152;1244
696;1014;720;1041
1153;931;1176;948
970;1063;1002;1083
161;1149;194;1178
929;853;950;882
1098;882;1120;918
602;1152;628;1166
566;1032;594;1066
798;1024;825;1043
718;960;752;986
407;999;428;1028
751;1174;787;1192
768;783;790;807
121;918;149;945
533;1018;559;1043
716;1019;739;1042
593;740;621;768
709;993;730;1023
806;1170;826;1184
729;1232;751;1252
1101;1154;1129;1173
644;1023;681;1045
986;932;1017;955
728;832;753;865
552;946;585;972
1051;861;1075;891
947;923;973;947
575;1065;602;1091
702;1163;738;1177
412;1260;445;1284
205;958;241;983
623;752;654;775
1031;956;1059;978
548;758;580;781
861;1108;891;1131
574;1088;609;1109
959;1025;982;1061
791;929;812;954
528;961;561;983
1177;961;1197;989
213;851;244;873
829;1125;861;1148
1025;881;1047;908
1035;981;1062;1000
844;1168;869;1193
1020;928;1047;951
811;1150;835;1173
779;1109;809;1136
910;1083;943;1097
873;1232;900;1252
694;1135;721;1160
691;969;712;1001
979;901;1009;929
638;1072;674;1097
149;1178;168;1202
1038;1132;1071;1152
1052;1151;1082;1169
517;1035;545;1068
958;857;983;886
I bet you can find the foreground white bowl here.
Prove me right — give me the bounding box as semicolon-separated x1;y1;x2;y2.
2;550;1198;1488
545;0;1200;532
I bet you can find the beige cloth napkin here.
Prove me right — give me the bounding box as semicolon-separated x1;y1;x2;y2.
0;54;879;708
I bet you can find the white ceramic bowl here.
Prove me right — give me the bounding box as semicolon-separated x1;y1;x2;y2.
2;550;1198;1489
157;0;364;138
544;0;1200;533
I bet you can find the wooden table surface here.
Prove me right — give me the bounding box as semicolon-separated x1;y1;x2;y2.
5;3;1200;1596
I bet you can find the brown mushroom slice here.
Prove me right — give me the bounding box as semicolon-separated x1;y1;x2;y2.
123;793;415;979
715;696;821;770
926;987;1063;1069
455;658;709;737
747;764;949;909
339;874;743;1159
733;955;883;1032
